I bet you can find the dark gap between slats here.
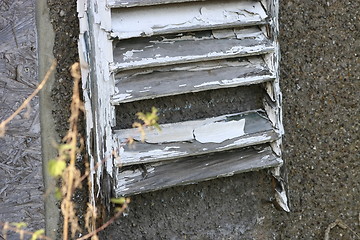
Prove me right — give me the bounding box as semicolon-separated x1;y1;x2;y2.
115;84;265;129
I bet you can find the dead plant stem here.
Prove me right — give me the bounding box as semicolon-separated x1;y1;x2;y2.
0;222;52;240
0;60;56;137
62;63;82;240
76;203;128;240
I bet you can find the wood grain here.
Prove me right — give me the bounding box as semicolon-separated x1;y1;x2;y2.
115;145;282;196
112;57;274;104
110;0;267;39
111;27;273;71
114;110;280;166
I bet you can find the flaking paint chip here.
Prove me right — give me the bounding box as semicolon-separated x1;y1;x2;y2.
194;119;246;143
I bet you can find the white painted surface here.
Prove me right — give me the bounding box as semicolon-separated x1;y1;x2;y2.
81;0;284;200
111;0;267;39
194;119;245;143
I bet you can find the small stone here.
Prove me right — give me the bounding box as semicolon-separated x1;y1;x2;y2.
59;10;65;17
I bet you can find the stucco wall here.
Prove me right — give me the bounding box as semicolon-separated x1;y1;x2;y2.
102;1;360;239
1;0;359;239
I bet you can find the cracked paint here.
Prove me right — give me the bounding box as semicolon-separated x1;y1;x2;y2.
81;0;284;199
115;111;280;166
110;1;267;39
193;119;246;143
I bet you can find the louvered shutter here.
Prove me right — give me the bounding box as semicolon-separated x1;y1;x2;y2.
78;0;283;198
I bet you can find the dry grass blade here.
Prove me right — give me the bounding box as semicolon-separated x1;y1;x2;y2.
61;62;83;240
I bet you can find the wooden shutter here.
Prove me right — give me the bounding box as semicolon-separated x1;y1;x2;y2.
78;0;284;200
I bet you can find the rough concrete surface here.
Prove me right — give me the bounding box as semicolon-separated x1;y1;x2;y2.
103;1;360;239
1;0;359;239
0;0;44;239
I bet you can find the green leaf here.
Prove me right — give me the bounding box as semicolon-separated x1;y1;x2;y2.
54;187;62;200
31;229;45;240
11;222;27;229
136;107;160;128
48;159;66;177
110;197;126;205
58;144;72;151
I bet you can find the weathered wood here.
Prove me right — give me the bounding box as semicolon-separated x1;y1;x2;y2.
107;0;206;8
78;0;116;210
111;57;274;104
110;0;267;39
114;110;280;166
111;27;273;72
115;145;283;196
0;0;44;236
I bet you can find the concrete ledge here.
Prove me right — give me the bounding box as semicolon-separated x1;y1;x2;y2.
35;0;59;238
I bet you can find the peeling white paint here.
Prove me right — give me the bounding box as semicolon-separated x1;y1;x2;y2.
143;124;194;143
234;27;264;40
123;49;144;60
212;29;236;39
110;1;267;39
216;134;273;150
111;27;273;72
111;93;132;102
82;0;283;199
193;81;220;88
261;155;270;161
118;149;188;166
117;112;249;144
115;111;280;166
194;119;245;143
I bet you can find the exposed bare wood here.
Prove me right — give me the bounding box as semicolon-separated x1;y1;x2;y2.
111;27;273;72
114;110;280;166
110;0;267;39
111;57;274;104
80;0;283;203
115;145;283;196
78;0;116;210
107;0;207;8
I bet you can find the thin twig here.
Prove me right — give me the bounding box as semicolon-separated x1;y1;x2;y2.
0;222;52;240
0;60;57;137
62;63;82;240
76;203;128;240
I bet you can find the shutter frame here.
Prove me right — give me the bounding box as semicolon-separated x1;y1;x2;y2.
78;0;285;208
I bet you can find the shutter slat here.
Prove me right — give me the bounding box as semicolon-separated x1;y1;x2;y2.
111;57;274;104
111;27;273;72
114;110;280;166
110;1;267;39
115;145;282;196
108;0;207;8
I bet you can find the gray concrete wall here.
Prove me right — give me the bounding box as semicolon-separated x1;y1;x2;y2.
1;0;359;239
102;1;360;239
